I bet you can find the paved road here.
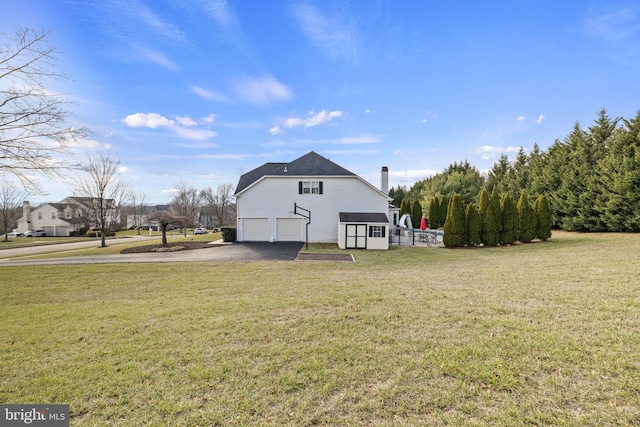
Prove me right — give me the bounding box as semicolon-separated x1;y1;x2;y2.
0;241;304;266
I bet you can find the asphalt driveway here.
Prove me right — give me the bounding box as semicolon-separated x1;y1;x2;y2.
0;242;305;266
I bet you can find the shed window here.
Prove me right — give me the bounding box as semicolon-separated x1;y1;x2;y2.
299;181;323;195
369;225;385;238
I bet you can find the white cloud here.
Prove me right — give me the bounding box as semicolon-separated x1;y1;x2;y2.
117;166;128;174
290;2;361;61
475;145;519;160
206;0;236;27
123;112;217;141
269;125;284;135
537;114;546;124
336;135;379;144
202;114;217;123
585;8;639;42
198;173;222;180
172;127;218;140
390;169;438;182
233;76;293;106
191;85;230;102
365;108;370;113
176;116;197;126
517;115;525;121
284;110;342;129
68;138;101;148
136;46;178;71
123;113;175;128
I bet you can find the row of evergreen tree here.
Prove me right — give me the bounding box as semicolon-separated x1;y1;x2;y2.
389;108;640;232
442;189;552;248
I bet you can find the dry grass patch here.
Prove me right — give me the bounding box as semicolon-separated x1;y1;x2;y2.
1;231;639;425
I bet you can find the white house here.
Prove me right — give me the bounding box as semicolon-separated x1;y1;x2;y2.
234;151;396;250
17;197;119;237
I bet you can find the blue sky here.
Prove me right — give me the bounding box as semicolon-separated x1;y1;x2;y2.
4;0;640;203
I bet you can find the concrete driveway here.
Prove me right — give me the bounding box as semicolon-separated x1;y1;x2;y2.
0;242;305;266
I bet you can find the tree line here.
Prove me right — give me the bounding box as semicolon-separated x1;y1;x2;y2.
389;108;640;234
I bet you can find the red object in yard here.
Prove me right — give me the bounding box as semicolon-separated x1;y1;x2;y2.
420;216;427;230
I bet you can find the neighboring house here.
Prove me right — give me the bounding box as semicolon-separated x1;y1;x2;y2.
234;151;397;250
124;205;171;231
17;197;119;237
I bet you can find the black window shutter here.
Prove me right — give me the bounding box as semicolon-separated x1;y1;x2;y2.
298;181;303;194
382;226;386;238
369;226;373;237
319;181;323;194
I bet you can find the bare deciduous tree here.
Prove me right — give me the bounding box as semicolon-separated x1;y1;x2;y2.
0;180;25;241
170;180;201;236
1;28;87;192
200;183;235;227
73;153;128;247
128;191;148;235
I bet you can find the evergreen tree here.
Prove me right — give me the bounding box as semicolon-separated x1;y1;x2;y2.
533;195;552;241
439;195;449;229
489;188;503;238
443;193;466;247
411;199;423;230
517;192;536;243
595;110;640;231
500;193;518;244
485;154;510;195
482;198;501;246
399;198;411;217
388;185;406;208
465;203;481;246
428;196;441;228
506;147;531;198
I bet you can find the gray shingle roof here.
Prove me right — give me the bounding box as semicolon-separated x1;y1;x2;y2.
235;151;356;194
339;212;389;223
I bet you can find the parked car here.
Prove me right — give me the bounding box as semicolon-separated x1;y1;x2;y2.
194;228;209;235
23;230;47;237
1;232;23;238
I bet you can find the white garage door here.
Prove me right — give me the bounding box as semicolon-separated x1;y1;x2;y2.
242;218;269;241
276;218;303;241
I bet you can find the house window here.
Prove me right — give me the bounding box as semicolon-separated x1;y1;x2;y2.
298;181;323;195
52;211;56;220
37;212;42;220
369;225;385;238
65;211;71;219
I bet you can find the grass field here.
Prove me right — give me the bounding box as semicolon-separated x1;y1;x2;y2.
1;231;639;425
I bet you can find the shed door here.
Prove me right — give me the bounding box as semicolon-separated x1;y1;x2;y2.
277;218;303;241
242;218;269;241
345;224;367;249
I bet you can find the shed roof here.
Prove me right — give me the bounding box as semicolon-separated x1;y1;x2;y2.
339;212;389;223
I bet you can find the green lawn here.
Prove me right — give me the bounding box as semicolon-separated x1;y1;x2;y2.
1;232;639;425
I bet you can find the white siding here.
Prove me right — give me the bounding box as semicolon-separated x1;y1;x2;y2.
236;176;389;243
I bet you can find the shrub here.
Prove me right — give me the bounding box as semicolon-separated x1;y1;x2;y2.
500;193;518;244
428;196;441;228
443;194;466;247
533;195;552;241
482;199;501;246
517;192;536;243
411;200;423;231
221;227;237;242
465;203;481;246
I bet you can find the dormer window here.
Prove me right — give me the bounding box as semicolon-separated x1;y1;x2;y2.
299;181;323;195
